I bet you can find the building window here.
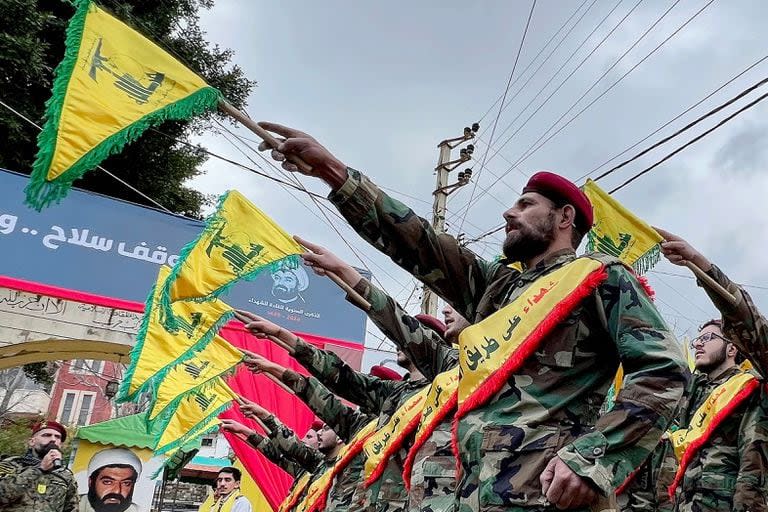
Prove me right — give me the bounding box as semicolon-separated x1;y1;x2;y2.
70;359;104;375
201;437;214;447
58;389;97;426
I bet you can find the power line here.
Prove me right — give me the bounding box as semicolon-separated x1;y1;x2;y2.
591;74;768;182
0;97;175;213
459;0;717;217
474;0;595;130
498;0;717;184
610;87;768;193
461;0;537;233
471;0;625;168
575;54;768;183
651;270;768;291
449;0;635;223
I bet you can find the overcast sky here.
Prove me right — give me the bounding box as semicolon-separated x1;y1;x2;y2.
189;0;768;353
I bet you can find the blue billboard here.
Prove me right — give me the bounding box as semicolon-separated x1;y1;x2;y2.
0;169;367;343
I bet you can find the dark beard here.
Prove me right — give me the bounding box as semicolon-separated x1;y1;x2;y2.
502;211;556;262
88;487;133;512
33;441;58;459
695;344;728;375
271;286;297;301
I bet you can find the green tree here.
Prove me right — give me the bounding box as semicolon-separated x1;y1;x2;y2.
0;0;254;217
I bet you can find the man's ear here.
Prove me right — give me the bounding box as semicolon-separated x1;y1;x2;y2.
560;204;577;228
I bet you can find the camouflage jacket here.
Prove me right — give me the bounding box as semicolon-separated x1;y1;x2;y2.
353;277;458;512
282;368;374;512
245;414;324;478
624;264;768;512
676;265;768;512
0;451;79;512
291;338;429;512
329;168;688;511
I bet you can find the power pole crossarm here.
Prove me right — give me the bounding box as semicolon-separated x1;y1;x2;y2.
421;123;479;316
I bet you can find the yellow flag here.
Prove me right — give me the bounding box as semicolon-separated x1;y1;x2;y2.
160;190;302;330
154;378;235;455
117;266;233;402
26;0;221;210
582;179;663;274
148;335;243;423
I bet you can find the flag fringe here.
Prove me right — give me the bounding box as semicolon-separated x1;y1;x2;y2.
116;279;158;403
24;0;221;210
160;190;300;330
154;403;228;455
146;358;242;429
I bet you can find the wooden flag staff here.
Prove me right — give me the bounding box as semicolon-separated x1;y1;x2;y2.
220;101;371;312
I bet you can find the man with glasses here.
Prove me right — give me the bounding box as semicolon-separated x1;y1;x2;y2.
624;228;768;512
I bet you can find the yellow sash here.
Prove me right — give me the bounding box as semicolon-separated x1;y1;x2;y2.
667;371;760;497
298;418;378;512
402;367;459;490
452;258;606;454
363;386;430;486
199;490;245;512
278;472;312;512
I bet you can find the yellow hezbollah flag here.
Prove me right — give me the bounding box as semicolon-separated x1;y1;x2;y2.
154;377;236;455
117;265;234;402
26;0;221;210
147;334;243;423
582;179;663;274
160;190;302;330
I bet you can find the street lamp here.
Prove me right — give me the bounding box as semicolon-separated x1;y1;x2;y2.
104;380;119;400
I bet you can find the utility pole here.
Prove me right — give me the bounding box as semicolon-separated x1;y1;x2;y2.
421;123;479;316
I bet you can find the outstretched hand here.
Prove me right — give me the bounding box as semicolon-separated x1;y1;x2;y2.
655;227;712;271
256;122;349;189
294;235;362;286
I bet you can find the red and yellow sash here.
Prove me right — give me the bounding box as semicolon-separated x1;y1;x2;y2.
402;367;459;490
363;386;430;487
667;371;760;498
452;258;607;456
278;472;312;512
299;418;378;512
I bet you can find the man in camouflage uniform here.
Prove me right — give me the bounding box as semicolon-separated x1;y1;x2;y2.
237;302;437;512
295;236;470;512
622;229;768;512
255;122;688;511
0;420;78;512
220;406;324;479
239;347;377;511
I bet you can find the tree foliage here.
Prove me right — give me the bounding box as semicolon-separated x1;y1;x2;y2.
0;0;254;217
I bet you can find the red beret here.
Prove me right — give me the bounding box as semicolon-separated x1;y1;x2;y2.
522;171;593;230
32;420;67;442
310;420;324;432
414;314;447;339
369;365;402;381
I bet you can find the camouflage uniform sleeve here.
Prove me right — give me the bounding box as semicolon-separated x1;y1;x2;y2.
262;413;324;472
281;369;372;442
65;470;79;512
329;168;497;320
733;392;768;512
0;458;38;506
700;264;768;378
349;277;458;379
245;430;303;477
292;336;398;415
558;264;688;495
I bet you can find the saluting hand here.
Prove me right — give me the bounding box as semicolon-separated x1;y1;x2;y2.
294;235;362;286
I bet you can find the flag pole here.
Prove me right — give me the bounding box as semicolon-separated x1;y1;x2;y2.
220;100;372;312
218;100;313;173
683;261;739;307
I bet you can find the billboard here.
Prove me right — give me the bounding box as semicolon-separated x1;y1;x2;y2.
0;170;367;343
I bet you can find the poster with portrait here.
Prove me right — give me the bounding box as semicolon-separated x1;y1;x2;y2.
70;439;164;512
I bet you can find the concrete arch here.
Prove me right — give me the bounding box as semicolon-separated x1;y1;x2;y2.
0;285;140;370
